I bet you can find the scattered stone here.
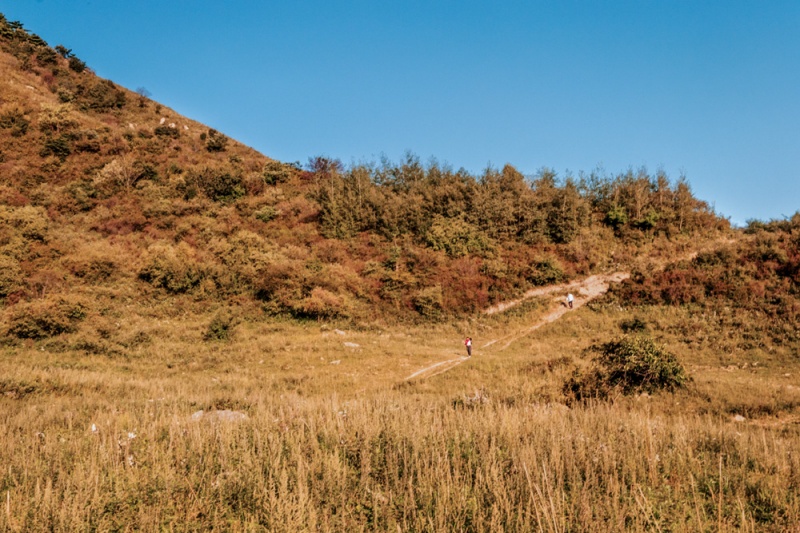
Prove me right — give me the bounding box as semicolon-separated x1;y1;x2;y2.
334;329;346;336
183;125;189;130
732;414;746;423
343;342;360;348
190;410;248;422
159;117;166;124
330;360;341;365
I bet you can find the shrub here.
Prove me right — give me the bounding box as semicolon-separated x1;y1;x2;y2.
412;285;444;319
205;129;228;152
564;335;688;400
40;135;72;160
154;125;179;138
36;47;58;66
68;56;86;73
262;161;296;185
0;107;29;137
294;287;348;319
6;297;87;339
619;316;648;333
76;79;127;111
526;257;564;286
0;205;50;241
425;216;494;258
0;255;23;297
139;242;206;293
188;166;245;203
55;44;72;58
204;310;240;341
255;206;278;223
605;205;629;229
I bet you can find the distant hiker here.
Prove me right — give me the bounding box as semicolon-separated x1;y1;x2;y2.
464;337;472;357
567;293;574;309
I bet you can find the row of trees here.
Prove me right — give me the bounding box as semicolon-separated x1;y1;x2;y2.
311;154;721;254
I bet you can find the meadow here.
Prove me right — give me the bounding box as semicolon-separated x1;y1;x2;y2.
2;293;798;532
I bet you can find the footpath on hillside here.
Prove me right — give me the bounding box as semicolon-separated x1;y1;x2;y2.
402;271;629;382
402;238;738;383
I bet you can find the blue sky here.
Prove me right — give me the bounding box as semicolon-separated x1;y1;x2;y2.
3;1;799;224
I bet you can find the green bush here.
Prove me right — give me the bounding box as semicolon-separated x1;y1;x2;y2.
205;129;228;152
76;79;127;111
189;166;245;203
262;161;296;185
40;135;72;160
255;206;278;223
6;297;87;339
154;125;179;138
605;205;629;229
564;335;688;400
36;47;58;66
526;257;564;286
0;107;29;137
68;56;86;73
204;310;240;341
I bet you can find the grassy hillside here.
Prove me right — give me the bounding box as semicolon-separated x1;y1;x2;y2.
1;12;799;531
0;13;732;334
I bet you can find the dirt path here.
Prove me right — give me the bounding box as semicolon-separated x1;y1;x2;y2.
489;271;629;350
403;271;629;382
403;356;470;382
483;272;630;315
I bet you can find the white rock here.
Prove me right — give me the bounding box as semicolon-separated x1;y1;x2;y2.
334;329;346;336
330;360;341;365
159;117;166;125
732;414;746;423
343;342;360;348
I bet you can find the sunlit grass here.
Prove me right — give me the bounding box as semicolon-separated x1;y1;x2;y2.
1;298;799;530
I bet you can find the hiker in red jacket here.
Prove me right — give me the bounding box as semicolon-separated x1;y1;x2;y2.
464;337;472;357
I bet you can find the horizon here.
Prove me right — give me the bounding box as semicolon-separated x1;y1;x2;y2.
2;1;798;225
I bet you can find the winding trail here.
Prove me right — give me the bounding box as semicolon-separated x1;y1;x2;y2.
489;271;629;350
402;271;629;382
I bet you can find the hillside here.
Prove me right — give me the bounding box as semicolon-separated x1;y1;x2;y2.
0;14;734;340
2;13;800;531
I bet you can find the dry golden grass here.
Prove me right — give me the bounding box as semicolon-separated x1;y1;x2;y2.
1;296;799;531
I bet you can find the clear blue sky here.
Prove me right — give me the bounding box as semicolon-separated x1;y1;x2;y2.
3;1;799;225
